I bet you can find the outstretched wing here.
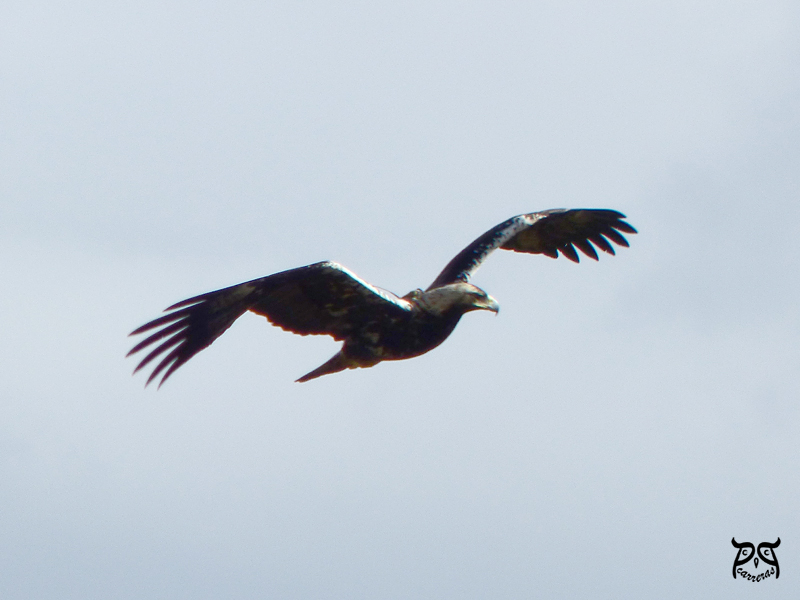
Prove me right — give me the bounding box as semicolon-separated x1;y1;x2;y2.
428;209;636;289
128;261;412;387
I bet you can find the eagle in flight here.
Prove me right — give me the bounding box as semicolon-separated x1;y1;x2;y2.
129;209;636;386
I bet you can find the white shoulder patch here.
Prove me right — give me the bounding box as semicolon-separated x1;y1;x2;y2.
321;262;414;311
457;214;539;281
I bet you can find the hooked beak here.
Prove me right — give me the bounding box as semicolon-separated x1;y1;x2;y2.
479;294;500;314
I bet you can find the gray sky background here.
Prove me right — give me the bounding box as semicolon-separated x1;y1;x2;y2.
2;1;799;598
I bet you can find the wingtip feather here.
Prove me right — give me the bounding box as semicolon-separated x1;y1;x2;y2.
560;244;580;263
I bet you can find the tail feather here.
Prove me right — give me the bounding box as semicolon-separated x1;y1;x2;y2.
296;352;352;383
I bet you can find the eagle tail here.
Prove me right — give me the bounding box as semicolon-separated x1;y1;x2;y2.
296;352;354;383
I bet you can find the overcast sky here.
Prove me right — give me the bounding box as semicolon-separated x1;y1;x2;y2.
2;1;799;598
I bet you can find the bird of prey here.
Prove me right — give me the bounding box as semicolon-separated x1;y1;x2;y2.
129;209;636;386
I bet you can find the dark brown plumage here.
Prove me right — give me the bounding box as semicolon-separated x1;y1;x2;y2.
129;208;636;386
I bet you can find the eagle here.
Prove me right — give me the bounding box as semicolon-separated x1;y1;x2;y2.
129;209;636;386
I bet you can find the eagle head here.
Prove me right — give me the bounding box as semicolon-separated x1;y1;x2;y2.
418;283;499;316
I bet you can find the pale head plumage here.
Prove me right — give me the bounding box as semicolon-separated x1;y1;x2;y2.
416;282;499;316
